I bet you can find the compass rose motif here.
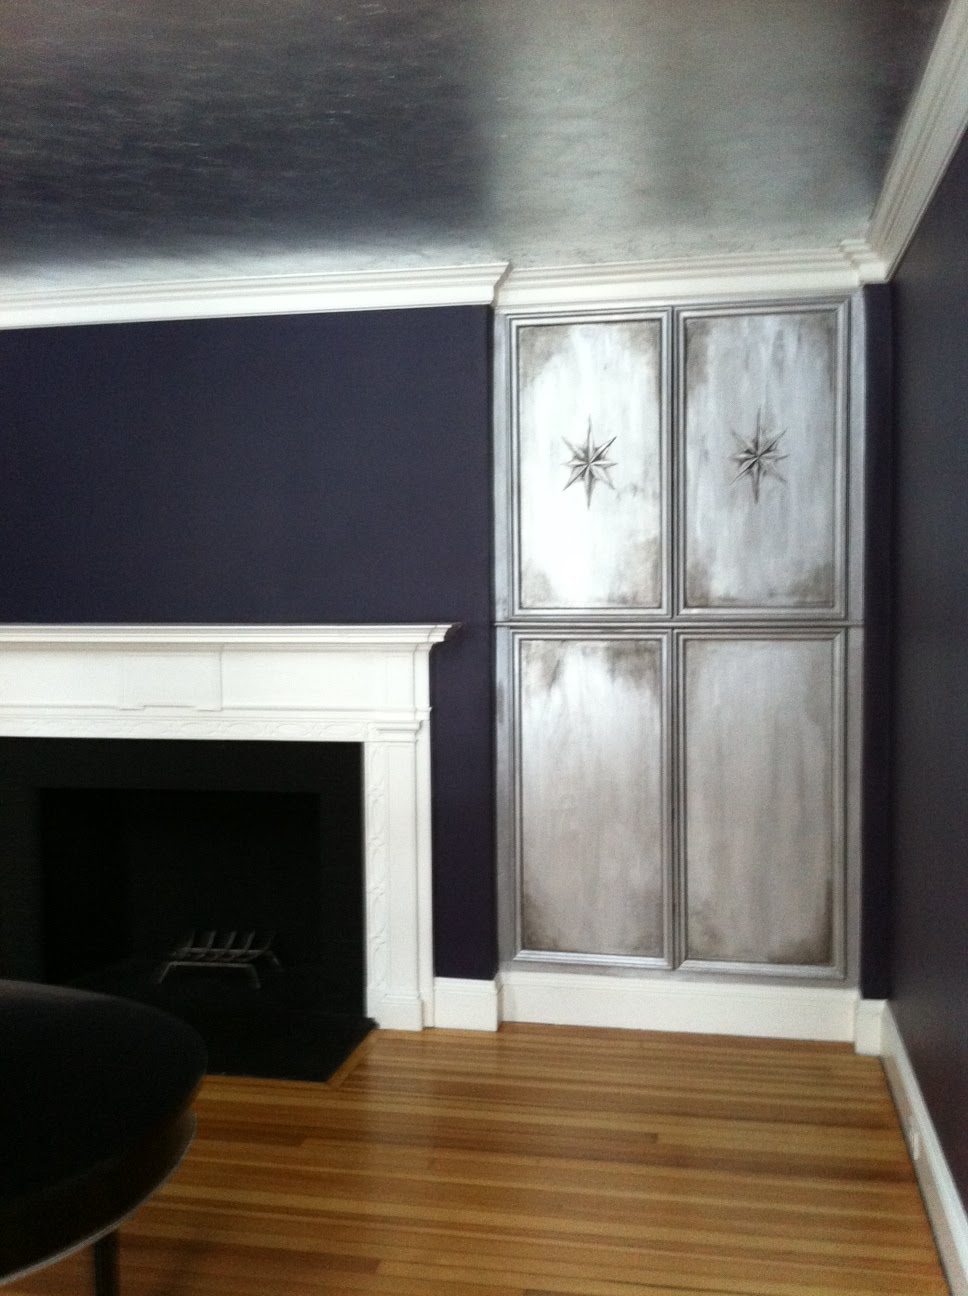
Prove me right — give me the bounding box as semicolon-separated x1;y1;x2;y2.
729;411;788;503
562;422;617;507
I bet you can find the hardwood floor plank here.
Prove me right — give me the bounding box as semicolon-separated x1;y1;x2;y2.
7;1025;949;1296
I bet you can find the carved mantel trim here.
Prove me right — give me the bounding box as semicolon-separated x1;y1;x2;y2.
0;623;457;1030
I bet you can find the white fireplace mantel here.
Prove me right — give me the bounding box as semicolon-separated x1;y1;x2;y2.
0;623;457;1030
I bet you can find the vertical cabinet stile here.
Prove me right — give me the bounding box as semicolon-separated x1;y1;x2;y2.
498;298;856;984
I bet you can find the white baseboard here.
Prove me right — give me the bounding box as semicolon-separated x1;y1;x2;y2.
426;969;889;1054
431;977;500;1031
854;998;887;1056
881;1004;968;1296
500;968;861;1042
370;992;425;1032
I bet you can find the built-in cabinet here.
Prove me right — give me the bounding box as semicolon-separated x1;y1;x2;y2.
496;298;862;982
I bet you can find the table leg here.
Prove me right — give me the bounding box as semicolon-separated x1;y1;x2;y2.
92;1231;119;1296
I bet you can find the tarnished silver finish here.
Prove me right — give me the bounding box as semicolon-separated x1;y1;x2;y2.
678;632;845;976
516;632;671;964
496;293;867;985
678;304;847;616
0;0;944;286
513;314;670;616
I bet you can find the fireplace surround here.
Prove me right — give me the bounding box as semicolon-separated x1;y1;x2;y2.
0;624;454;1030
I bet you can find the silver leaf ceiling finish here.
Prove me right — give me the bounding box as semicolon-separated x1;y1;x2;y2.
0;0;945;289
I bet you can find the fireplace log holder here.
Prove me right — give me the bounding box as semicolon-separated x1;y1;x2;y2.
153;931;281;990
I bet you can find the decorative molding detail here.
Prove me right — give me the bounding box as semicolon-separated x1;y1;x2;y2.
0;242;905;329
0;623;456;1032
496;249;874;312
839;238;889;283
866;0;968;276
882;1004;968;1296
0;714;372;742
853;997;886;1056
0;265;510;331
500;968;860;1041
432;978;500;1031
365;741;392;1015
0;623;454;649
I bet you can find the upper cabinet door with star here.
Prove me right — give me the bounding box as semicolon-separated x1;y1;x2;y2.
513;316;668;616
678;305;847;617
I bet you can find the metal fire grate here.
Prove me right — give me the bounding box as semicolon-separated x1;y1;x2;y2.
153;930;281;989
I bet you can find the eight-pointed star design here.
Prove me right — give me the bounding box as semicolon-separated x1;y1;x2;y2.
563;422;617;507
729;412;788;502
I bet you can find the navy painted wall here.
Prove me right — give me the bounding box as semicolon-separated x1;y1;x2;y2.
860;284;894;999
891;132;968;1204
0;307;497;980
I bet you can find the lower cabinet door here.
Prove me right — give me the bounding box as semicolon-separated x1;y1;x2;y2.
679;633;844;973
516;634;670;963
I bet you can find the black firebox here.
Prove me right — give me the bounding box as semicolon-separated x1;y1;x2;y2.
0;738;371;1081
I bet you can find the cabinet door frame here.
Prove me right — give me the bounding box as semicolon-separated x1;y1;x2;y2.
674;301;850;621
674;627;848;980
500;627;675;970
495;309;673;622
494;294;865;987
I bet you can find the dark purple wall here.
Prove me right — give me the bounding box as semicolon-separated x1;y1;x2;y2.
0;307;497;980
861;284;894;999
891;131;968;1204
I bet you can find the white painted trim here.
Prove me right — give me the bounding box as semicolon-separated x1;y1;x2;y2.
839;239;889;284
0;623;453;649
495;248;876;311
0;245;892;331
0;264;510;330
500;969;860;1041
867;0;968;276
854;998;887;1056
0;623;456;1033
882;1004;968;1296
431;978;500;1031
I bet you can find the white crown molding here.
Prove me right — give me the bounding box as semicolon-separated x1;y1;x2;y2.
0;264;510;330
0;246;887;332
494;248;876;312
0;241;902;330
867;0;968;276
839;238;889;284
882;1005;968;1296
500;968;861;1042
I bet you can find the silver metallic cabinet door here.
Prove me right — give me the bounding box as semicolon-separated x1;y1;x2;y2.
516;319;666;613
681;635;842;969
518;636;668;959
680;308;844;613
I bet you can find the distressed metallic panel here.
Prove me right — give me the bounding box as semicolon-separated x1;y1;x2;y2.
519;636;666;957
517;319;665;612
681;309;843;612
682;636;839;967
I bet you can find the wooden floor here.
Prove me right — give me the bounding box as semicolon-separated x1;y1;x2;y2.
13;1025;948;1296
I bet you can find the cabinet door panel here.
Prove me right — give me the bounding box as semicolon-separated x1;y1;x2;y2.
681;635;841;968
518;636;668;959
681;309;843;613
516;319;666;613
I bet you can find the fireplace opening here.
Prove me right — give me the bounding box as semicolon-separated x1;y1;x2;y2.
0;738;372;1081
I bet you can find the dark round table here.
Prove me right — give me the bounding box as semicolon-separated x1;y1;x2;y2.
0;981;206;1293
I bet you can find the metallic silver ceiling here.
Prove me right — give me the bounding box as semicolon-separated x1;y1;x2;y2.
0;0;945;288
